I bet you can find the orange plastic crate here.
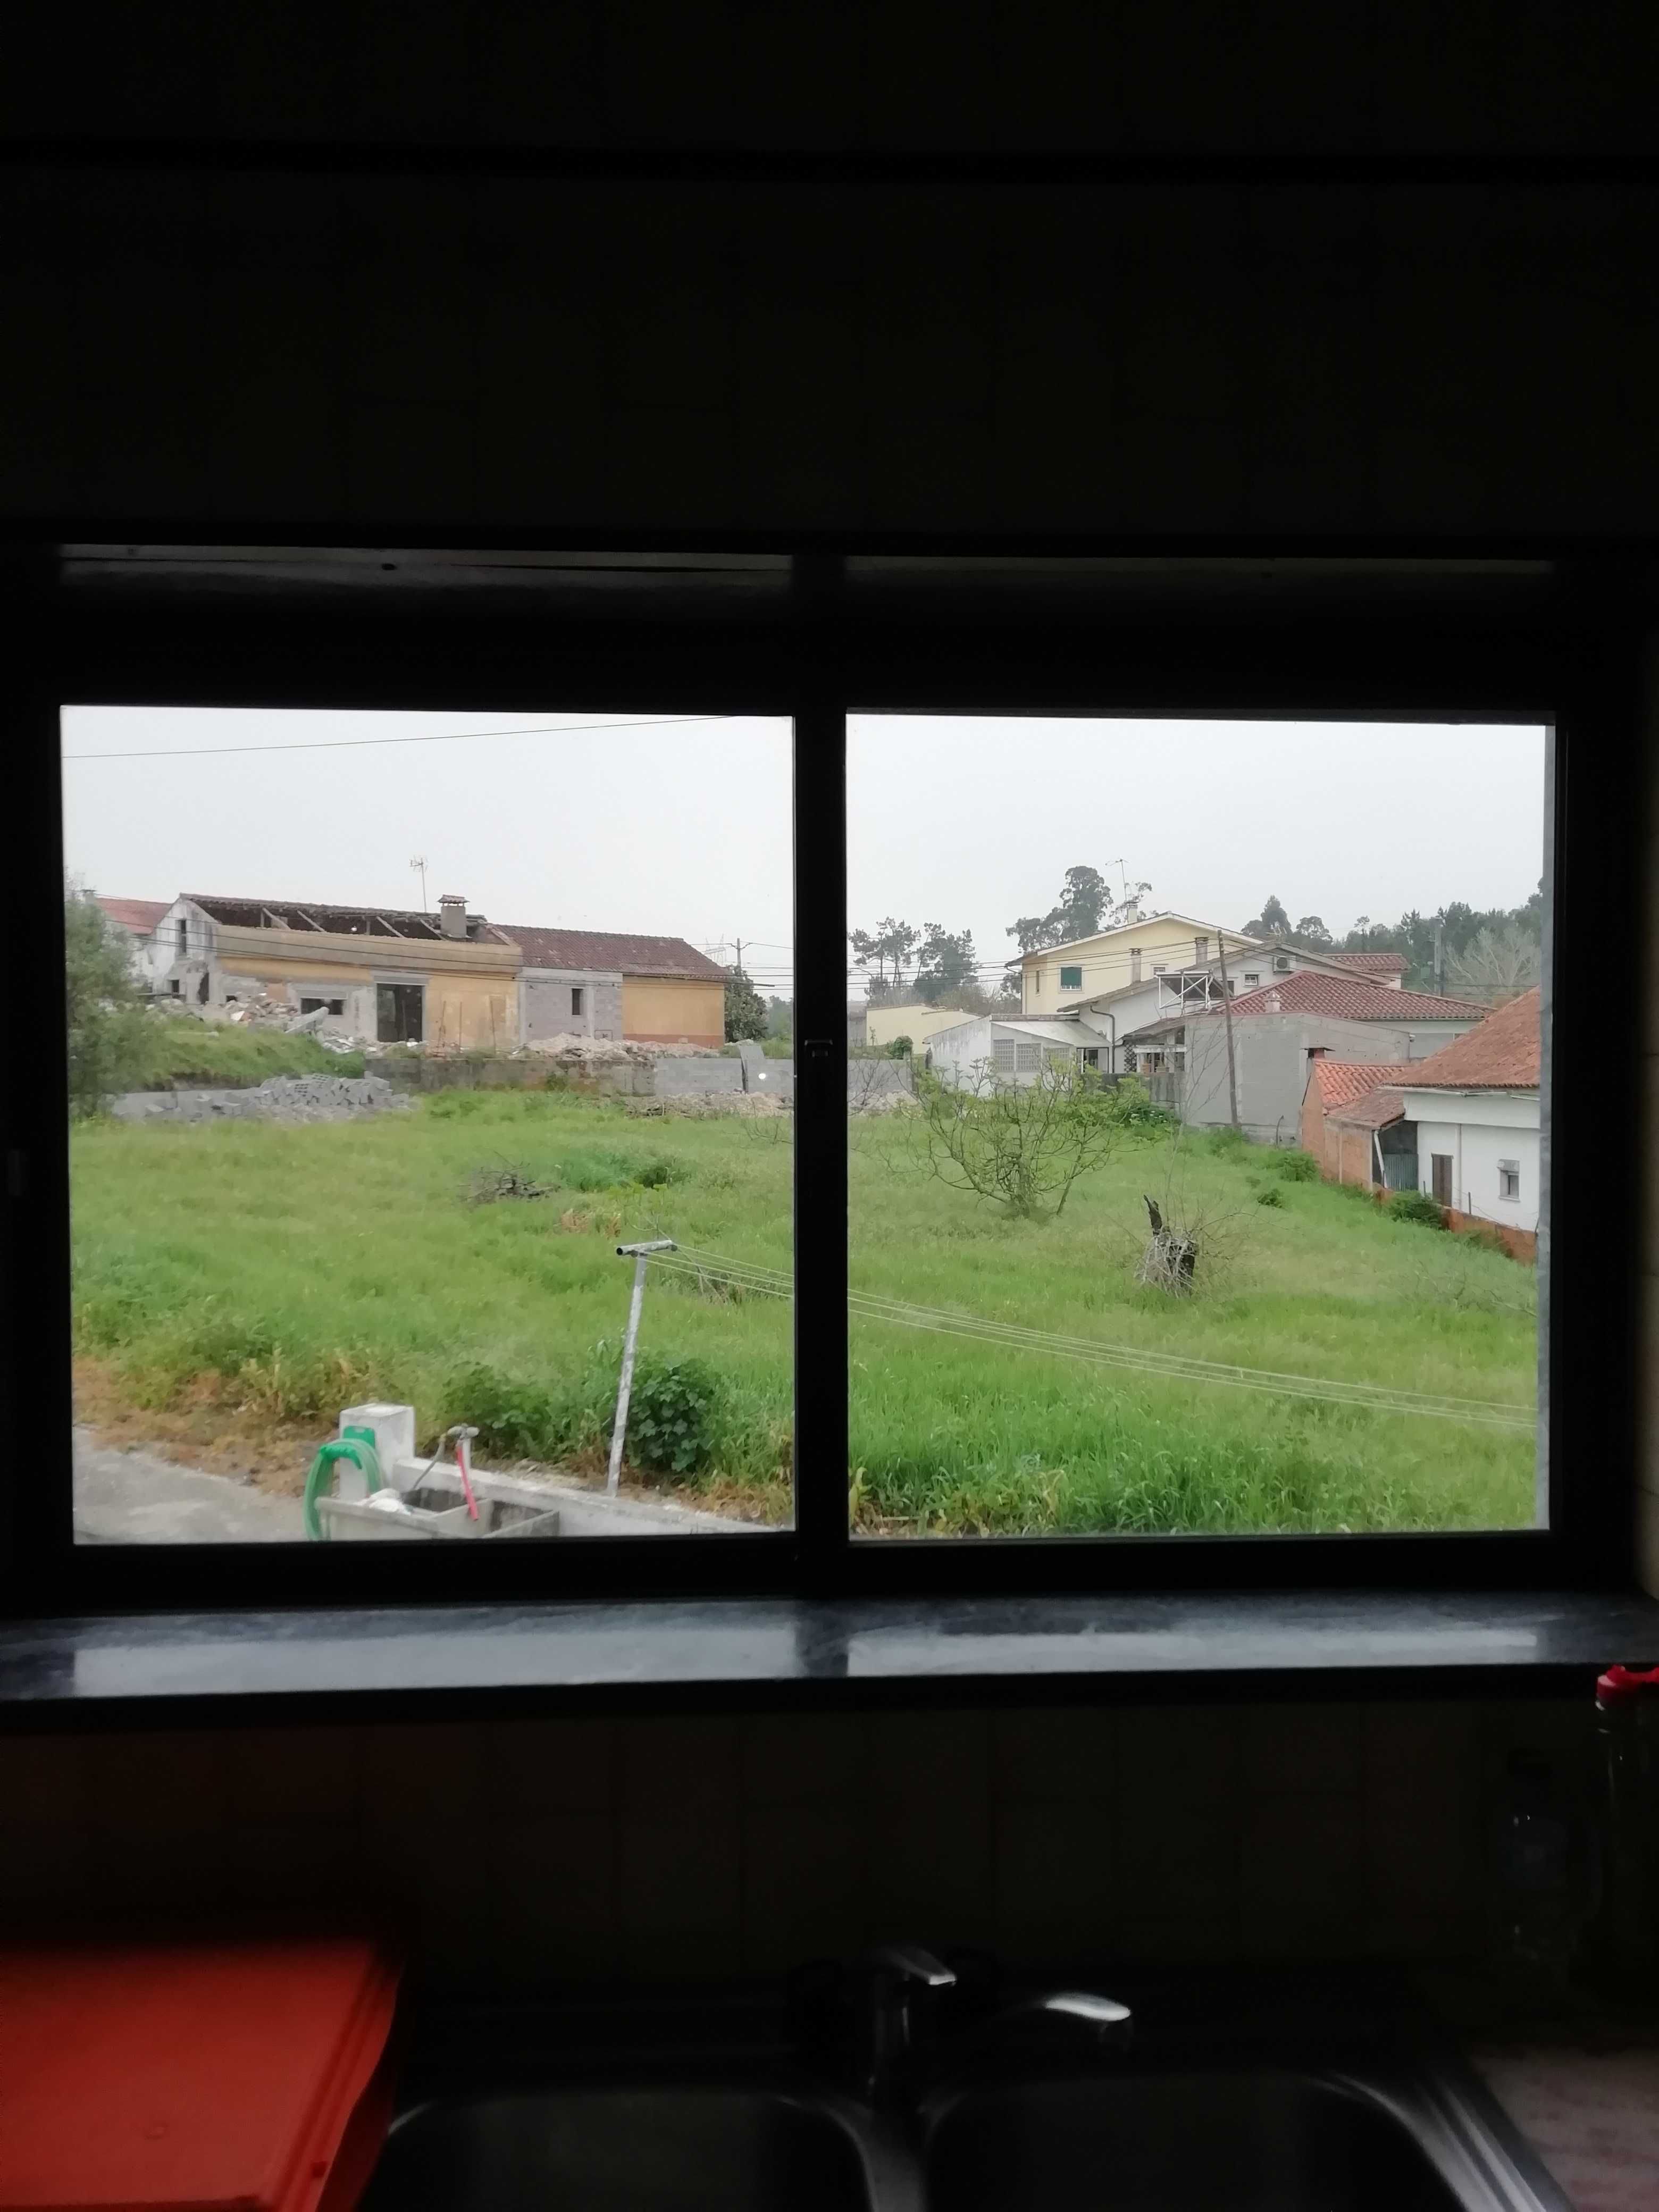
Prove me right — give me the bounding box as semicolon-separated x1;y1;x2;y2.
0;1938;402;2212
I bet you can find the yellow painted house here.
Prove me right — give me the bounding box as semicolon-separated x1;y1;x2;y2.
1013;912;1261;1013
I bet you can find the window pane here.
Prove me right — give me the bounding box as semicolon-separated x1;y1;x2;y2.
848;715;1547;1540
63;708;794;1544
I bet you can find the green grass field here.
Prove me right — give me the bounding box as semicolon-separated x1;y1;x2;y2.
69;1090;1538;1535
125;1013;367;1090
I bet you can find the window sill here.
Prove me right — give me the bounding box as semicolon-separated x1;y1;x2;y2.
1;1586;1654;1722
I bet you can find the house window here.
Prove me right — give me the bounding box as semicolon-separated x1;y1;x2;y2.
31;574;1573;1611
848;704;1551;1559
571;986;584;1017
1499;1159;1521;1201
299;998;346;1018
375;983;424;1044
176;917;187;957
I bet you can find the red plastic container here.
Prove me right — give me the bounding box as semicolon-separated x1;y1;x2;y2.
0;1937;403;2212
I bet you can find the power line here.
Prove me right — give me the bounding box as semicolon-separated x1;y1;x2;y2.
63;713;735;763
653;1243;1535;1432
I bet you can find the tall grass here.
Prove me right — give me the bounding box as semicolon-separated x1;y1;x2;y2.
124;1013;366;1089
69;1093;1537;1534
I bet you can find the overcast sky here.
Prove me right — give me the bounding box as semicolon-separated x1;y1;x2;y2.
62;709;1545;997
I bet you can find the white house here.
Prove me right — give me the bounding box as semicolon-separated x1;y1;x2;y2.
924;1015;1094;1087
1025;932;1412;1076
1396;987;1542;1249
92;896;173;988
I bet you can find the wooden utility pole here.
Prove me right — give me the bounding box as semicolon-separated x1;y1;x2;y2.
1214;933;1242;1130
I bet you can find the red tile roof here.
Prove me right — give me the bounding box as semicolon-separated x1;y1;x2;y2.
1326;1087;1406;1131
504;926;728;980
1397;986;1541;1089
1308;1059;1418;1111
96;896;171;934
1327;950;1409;975
1213;972;1487;1022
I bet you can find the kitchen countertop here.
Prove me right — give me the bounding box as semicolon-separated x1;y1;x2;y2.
1474;2046;1659;2212
1;1585;1656;1720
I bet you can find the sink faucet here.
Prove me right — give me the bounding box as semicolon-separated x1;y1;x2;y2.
855;1945;959;2104
852;1948;1132;2107
946;1988;1134;2065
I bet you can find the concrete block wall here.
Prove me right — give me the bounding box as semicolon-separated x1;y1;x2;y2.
0;1697;1594;1991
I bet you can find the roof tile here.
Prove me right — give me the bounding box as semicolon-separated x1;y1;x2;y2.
95;896;171;934
1327;950;1410;974
1212;972;1487;1022
1309;1059;1418;1110
1397;986;1540;1089
504;926;728;980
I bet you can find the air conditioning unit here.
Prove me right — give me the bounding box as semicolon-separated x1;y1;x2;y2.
1273;952;1293;971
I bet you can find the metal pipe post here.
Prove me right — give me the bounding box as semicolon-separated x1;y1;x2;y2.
607;1239;676;1496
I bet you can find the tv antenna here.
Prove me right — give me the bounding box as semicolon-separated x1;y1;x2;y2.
410;856;429;912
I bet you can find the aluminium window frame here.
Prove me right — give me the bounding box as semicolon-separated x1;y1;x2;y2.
1;547;1639;1616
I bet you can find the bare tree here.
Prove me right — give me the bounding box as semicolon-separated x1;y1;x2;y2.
1445;922;1541;1001
912;1060;1155;1218
1114;1132;1256;1296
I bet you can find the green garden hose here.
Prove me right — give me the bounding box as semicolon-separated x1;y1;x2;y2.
302;1432;383;1541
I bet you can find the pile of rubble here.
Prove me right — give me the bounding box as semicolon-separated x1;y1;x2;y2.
516;1032;719;1069
250;1074;412;1120
113;1075;413;1125
224;995;365;1053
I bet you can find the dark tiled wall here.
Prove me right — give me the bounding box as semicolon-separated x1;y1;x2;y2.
6;175;1659;536
0;1698;1596;1989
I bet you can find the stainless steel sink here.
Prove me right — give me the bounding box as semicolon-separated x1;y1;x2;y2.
359;2087;916;2212
919;2067;1564;2212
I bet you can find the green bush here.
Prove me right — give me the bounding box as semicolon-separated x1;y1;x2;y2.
1272;1149;1319;1182
887;1035;914;1058
618;1355;724;1476
633;1155;688;1189
445;1362;565;1459
1204;1124;1252;1158
1386;1188;1447;1229
1255;1183;1285;1207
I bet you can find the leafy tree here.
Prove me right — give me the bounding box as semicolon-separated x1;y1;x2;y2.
1293;914;1333;946
914;923;978;1003
723;966;768;1042
1053;864;1110;939
764;995;793;1041
1007;866;1152;954
1240;894;1292;939
64;883;148;1116
912;1060;1161;1219
848;916;921;997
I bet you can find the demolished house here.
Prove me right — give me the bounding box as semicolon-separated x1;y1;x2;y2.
132;894;728;1052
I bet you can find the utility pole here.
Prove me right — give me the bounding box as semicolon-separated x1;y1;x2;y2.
1214;932;1242;1130
410;856;428;912
1433;916;1445;996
